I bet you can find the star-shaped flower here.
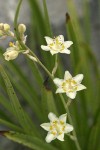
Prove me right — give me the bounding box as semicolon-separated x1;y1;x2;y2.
53;71;86;99
41;35;73;55
40;112;73;143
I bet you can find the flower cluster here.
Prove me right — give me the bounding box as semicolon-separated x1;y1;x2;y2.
41;112;73;143
1;23;36;62
40;35;86;142
1;22;87;143
0;23;14;38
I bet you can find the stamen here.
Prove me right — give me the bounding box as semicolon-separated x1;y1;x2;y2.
51;131;56;135
9;42;14;47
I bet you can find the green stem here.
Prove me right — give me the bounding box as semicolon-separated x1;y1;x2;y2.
52;54;58;76
59;95;81;150
14;0;81;150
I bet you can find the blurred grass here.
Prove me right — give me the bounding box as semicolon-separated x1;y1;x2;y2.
0;0;100;150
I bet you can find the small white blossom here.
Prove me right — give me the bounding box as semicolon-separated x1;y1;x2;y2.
41;35;73;55
54;71;86;99
40;112;73;143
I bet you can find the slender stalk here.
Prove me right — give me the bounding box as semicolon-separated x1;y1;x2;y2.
52;54;58;76
59;95;81;150
14;0;81;150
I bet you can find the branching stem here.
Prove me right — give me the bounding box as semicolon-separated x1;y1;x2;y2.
14;1;81;150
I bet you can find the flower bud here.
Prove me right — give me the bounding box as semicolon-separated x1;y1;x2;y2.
4;24;10;31
0;23;4;30
0;30;3;36
3;47;19;61
18;24;26;33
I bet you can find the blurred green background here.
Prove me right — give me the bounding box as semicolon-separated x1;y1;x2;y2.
0;0;100;150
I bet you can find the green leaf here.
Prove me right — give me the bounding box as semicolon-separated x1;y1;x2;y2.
0;65;39;137
41;85;58;121
1;131;58;150
42;0;53;37
0;119;22;132
87;111;100;150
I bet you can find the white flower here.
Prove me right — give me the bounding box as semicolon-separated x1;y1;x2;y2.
3;47;20;61
53;71;86;99
40;112;73;143
41;35;73;55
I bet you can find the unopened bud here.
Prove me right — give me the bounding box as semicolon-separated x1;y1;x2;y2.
3;47;19;61
4;24;10;31
0;30;3;36
0;23;4;30
18;24;26;33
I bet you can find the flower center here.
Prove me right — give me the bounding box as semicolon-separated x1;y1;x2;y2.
50;120;65;135
62;79;77;92
48;38;65;51
9;42;14;47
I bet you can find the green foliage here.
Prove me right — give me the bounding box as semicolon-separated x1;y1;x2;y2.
0;131;57;150
0;0;99;150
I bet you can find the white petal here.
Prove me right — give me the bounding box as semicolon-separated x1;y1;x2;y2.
40;123;50;131
50;50;58;55
60;49;71;54
41;45;50;51
65;123;73;133
57;133;64;141
57;35;64;42
73;74;84;83
59;114;67;123
48;112;58;121
53;78;63;87
45;36;53;44
45;133;56;143
56;87;65;93
76;84;86;91
64;71;72;80
66;92;76;99
64;41;73;48
6;47;15;51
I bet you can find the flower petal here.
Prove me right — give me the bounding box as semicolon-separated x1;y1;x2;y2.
45;133;56;143
50;50;58;55
41;45;50;51
59;113;67;123
45;36;53;44
64;41;73;48
57;35;64;42
60;49;71;54
64;71;72;80
57;133;64;141
73;74;84;83
48;112;58;121
40;123;50;131
65;123;73;133
56;87;65;93
66;91;76;99
53;78;63;87
76;84;86;91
